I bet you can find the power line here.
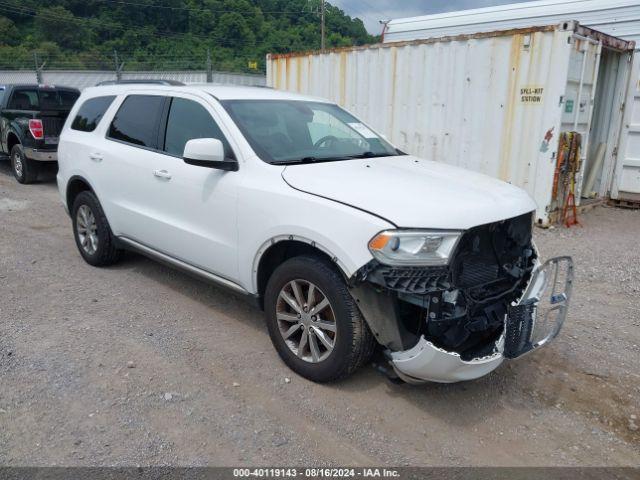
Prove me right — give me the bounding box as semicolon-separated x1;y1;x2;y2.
91;0;316;16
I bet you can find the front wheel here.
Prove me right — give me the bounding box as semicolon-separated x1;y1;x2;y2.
11;144;39;184
264;255;376;382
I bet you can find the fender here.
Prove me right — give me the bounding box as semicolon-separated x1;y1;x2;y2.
251;234;352;294
4;125;24;153
64;174;100;211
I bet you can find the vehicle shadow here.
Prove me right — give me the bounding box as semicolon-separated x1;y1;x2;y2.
111;250;264;330
112;247;541;431
0;157;58;185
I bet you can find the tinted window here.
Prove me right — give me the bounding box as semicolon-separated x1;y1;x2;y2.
0;88;5;105
39;89;79;109
108;95;165;148
163;98;232;158
7;89;79;111
8;89;39;110
58;90;80;108
71;96;116;132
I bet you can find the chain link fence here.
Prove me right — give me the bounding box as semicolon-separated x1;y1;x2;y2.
0;69;266;90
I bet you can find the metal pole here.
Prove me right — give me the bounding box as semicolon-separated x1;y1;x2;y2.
114;50;123;81
206;48;213;83
320;0;326;52
34;52;43;84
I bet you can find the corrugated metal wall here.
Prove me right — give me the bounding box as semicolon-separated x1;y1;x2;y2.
0;70;266;90
384;0;640;47
382;0;640;202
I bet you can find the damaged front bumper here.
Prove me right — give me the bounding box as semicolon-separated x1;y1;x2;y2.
388;256;574;384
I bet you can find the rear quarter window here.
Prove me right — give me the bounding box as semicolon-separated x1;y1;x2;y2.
8;89;39;110
107;95;165;148
71;96;116;132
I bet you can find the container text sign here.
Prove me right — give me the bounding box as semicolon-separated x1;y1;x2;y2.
520;86;544;104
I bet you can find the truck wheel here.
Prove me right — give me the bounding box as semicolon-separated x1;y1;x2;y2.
71;191;123;267
11;144;39;184
264;255;376;382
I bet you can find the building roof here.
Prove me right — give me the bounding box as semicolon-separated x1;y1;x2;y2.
384;0;640;48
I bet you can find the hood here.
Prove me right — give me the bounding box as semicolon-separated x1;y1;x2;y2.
282;156;537;230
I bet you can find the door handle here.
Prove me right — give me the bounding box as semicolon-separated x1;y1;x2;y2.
89;153;103;162
153;169;172;180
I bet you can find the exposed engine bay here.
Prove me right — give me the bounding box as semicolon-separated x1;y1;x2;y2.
351;212;536;361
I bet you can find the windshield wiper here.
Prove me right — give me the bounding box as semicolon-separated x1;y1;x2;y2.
344;152;396;159
275;152;396;165
275;156;320;165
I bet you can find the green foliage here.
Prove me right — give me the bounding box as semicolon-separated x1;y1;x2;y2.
0;0;378;72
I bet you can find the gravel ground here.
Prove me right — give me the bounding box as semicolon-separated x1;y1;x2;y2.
0;163;638;467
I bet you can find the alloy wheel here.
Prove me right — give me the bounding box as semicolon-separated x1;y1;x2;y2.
12;151;23;179
276;279;337;363
76;205;99;255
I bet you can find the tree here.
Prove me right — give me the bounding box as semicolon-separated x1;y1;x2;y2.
0;16;19;46
34;6;92;51
0;1;377;72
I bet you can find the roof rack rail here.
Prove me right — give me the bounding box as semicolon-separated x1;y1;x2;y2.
96;79;185;86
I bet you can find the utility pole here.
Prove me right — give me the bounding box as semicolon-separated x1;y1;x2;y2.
113;49;124;81
320;0;326;52
33;52;45;84
206;48;213;83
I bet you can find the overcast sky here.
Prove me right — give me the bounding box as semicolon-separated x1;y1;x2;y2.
331;0;536;34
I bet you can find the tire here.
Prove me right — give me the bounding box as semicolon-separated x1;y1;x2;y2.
11;144;39;184
264;255;376;382
71;191;123;267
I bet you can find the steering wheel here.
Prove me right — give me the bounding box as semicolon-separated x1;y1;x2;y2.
314;135;339;149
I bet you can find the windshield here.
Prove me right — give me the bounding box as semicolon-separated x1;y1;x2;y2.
222;100;401;164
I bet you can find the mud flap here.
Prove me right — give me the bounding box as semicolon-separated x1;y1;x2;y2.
504;256;573;359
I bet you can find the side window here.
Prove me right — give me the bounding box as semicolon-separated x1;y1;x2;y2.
108;95;165;148
71;96;116;132
163;97;233;158
8;89;39;110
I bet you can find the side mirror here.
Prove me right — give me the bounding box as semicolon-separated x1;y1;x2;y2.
183;138;238;171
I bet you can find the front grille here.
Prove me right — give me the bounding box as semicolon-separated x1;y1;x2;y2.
42;117;64;136
456;257;500;288
452;212;534;296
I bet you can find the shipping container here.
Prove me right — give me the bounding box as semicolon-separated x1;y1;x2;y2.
382;0;640;206
267;22;636;224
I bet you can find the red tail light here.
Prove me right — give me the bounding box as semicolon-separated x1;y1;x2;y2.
29;119;44;140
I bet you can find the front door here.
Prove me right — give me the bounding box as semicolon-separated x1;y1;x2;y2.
132;93;241;283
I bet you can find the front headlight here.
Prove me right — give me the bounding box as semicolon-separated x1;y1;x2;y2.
368;230;462;266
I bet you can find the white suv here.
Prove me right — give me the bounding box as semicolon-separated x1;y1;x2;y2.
57;84;573;384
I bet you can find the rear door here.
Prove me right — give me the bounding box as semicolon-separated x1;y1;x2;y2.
99;93;167;240
559;38;601;203
612;53;640;201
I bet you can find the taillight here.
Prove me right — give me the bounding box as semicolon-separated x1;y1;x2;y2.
29;119;44;140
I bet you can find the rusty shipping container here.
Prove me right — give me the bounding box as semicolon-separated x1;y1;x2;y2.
267;21;636;225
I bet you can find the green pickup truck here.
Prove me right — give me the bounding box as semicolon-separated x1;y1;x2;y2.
0;84;80;184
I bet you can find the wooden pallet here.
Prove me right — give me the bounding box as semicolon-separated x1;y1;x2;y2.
608;198;640;209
